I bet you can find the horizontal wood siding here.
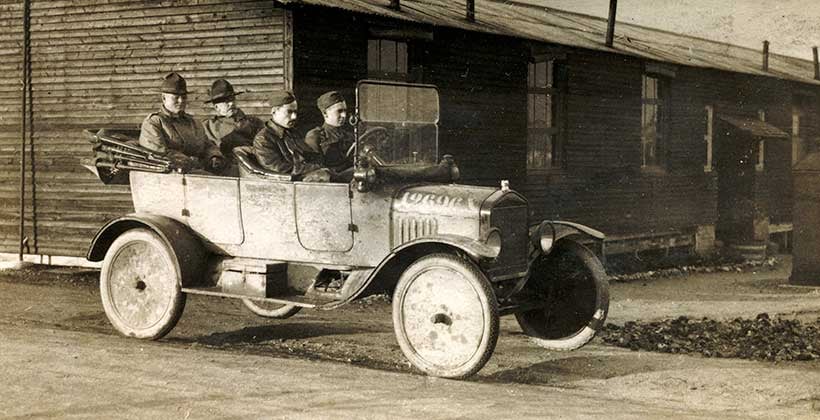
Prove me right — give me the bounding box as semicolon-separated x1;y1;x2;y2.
523;50;717;236
0;0;25;254
1;0;286;256
293;7;527;187
292;7;367;137
425;29;527;187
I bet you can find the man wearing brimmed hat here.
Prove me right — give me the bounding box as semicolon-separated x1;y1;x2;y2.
139;72;224;173
203;79;264;169
253;89;327;180
305;91;355;173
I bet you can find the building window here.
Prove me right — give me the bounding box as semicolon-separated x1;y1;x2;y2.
527;58;563;170
368;39;408;80
641;74;667;168
791;94;818;165
792;110;803;165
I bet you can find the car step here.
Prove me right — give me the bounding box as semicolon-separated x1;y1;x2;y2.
181;286;319;308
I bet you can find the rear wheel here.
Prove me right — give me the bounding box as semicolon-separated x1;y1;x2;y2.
515;240;609;351
392;253;499;379
241;299;301;319
100;228;186;340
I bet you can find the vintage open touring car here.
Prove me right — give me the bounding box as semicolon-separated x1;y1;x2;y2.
84;80;609;379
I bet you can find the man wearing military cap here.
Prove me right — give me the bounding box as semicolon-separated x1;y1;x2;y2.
305;91;355;174
253;89;325;180
139;72;224;173
203;79;264;173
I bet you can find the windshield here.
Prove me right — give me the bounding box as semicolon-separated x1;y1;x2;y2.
356;81;439;166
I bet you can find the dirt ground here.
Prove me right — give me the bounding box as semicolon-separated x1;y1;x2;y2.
2;255;820;418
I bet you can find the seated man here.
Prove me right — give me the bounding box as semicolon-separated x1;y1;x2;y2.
305;91;355;173
253;90;328;181
203;79;264;175
139;72;224;173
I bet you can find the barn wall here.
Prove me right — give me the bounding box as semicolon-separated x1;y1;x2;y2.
292;5;817;246
292;8;527;188
521;49;718;237
291;7;368;137
423;28;528;187
0;0;287;257
0;0;26;254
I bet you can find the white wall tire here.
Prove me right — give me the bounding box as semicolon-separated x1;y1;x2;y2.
392;253;499;379
100;228;186;340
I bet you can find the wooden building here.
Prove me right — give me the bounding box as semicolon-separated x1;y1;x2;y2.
1;0;819;264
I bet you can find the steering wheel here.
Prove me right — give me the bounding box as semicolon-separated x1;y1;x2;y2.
357;126;390;165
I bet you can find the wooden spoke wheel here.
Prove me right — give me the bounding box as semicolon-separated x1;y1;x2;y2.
241;299;301;319
392;253;499;379
100;228;186;340
515;240;609;351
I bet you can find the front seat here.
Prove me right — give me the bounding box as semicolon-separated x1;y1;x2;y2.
233;146;291;180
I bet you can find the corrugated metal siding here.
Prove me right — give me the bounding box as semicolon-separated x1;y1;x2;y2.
0;0;25;254
1;0;287;257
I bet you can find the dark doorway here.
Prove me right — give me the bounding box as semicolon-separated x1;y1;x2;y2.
715;129;759;245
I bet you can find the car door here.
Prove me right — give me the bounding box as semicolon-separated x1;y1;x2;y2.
184;174;244;245
293;182;354;252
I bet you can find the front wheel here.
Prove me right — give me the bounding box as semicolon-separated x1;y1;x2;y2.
515;240;609;351
241;299;301;319
392;253;499;379
100;228;186;340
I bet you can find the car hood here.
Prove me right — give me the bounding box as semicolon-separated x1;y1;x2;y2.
392;184;497;219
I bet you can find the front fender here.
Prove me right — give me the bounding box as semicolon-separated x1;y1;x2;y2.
392;234;500;261
87;214;208;287
530;220;605;255
339;234;498;305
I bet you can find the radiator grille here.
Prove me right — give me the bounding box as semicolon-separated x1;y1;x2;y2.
487;204;529;279
396;216;439;243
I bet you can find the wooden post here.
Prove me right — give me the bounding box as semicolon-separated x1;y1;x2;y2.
605;0;617;47
390;0;400;10
19;0;31;262
813;46;819;80
466;0;475;22
762;40;769;71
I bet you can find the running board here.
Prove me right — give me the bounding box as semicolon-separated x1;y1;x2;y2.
181;287;319;308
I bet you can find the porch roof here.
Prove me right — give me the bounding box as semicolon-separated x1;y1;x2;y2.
717;115;790;139
280;0;820;86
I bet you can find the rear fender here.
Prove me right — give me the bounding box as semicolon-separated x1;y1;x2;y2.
531;220;605;256
87;214;208;287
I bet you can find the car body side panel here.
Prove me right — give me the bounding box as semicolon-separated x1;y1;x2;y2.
347;184;394;266
131;172;185;219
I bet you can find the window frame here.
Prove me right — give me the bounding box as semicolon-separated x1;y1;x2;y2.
526;54;566;172
640;72;670;170
367;38;409;81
